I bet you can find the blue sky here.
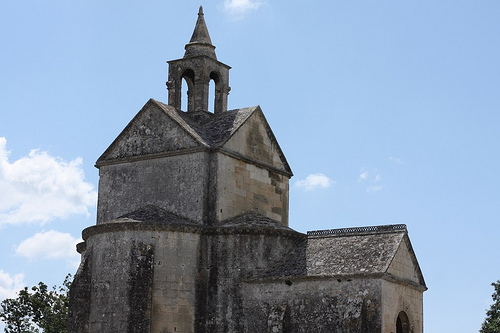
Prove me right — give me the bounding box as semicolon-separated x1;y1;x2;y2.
1;1;499;331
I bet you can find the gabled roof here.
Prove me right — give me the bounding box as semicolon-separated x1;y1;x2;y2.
81;205;202;242
96;99;207;166
97;99;291;174
218;212;298;233
116;205;198;226
306;224;426;288
174;104;256;147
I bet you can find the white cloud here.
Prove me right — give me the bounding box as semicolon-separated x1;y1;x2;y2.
389;157;404;165
295;173;334;191
357;171;369;182
0;137;97;226
15;230;81;262
367;184;383;193
221;0;263;19
0;270;25;300
357;170;383;192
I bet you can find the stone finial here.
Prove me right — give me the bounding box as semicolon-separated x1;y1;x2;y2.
184;6;217;59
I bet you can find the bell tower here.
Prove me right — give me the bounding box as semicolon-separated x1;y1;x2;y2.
167;6;231;114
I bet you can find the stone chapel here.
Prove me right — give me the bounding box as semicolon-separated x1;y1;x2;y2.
69;7;426;333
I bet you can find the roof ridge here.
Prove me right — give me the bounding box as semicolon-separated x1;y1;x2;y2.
307;224;407;238
204;106;258;147
152;99;210;147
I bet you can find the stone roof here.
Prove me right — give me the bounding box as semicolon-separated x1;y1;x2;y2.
81;208;303;253
218;212;299;233
107;205;199;227
306;224;422;279
155;100;256;147
254;224;425;289
80;206;202;247
100;207;299;235
96;99;254;166
307;231;402;276
97;99;291;173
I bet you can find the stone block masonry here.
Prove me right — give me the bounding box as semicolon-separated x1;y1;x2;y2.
97;153;210;224
216;154;289;225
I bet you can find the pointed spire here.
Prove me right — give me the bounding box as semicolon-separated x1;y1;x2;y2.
184;6;217;59
190;6;212;45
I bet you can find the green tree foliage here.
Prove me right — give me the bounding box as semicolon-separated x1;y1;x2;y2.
481;280;500;333
0;275;71;333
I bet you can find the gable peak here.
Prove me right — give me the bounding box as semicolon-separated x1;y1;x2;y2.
184;6;217;59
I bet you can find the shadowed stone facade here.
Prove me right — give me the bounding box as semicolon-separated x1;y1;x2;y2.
69;7;426;333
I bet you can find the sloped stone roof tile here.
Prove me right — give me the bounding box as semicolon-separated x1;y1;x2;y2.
155;100;256;147
116;205;198;226
306;225;406;276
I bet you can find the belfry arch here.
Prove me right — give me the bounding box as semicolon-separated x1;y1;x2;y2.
181;69;195;111
209;71;221;113
396;311;410;333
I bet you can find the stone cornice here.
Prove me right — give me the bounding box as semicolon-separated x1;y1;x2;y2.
243;272;427;292
81;220;304;242
382;273;428;292
95;146;293;178
95;146;208;168
218;147;293;177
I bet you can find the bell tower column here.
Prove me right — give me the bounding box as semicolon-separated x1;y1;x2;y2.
194;77;209;112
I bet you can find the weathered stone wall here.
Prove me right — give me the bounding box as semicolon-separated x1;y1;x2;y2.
150;230;200;333
68;251;91;333
98;102;201;161
97;153;209;224
216;153;289;225
203;230;305;332
386;239;421;284
381;280;423;333
71;226;201;333
381;238;424;333
242;277;383;333
79;232;151;332
222;110;286;171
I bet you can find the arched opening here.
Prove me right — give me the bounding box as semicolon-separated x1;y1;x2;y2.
181;69;195;111
208;79;215;112
181;78;188;111
396;311;410;333
209;72;220;113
